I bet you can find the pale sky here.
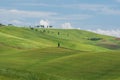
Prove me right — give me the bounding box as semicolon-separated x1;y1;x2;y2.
1;0;120;36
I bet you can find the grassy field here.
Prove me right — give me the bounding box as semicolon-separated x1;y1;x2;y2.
0;26;120;80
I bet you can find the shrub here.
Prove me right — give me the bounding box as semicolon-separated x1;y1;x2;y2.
58;32;60;35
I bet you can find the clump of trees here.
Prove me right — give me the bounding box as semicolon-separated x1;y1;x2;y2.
88;37;102;41
8;24;13;26
40;25;44;28
35;25;53;28
0;23;5;27
0;23;3;26
49;26;53;28
29;25;53;32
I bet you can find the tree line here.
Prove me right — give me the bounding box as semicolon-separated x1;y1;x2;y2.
35;25;53;28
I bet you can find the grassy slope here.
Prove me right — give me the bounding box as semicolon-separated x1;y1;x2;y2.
0;48;120;80
0;26;120;80
0;26;118;51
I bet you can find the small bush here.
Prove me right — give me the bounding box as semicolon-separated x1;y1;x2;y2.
43;30;46;33
47;30;50;33
30;27;34;30
35;29;38;31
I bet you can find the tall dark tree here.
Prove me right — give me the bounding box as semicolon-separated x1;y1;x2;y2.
58;42;60;48
58;32;60;35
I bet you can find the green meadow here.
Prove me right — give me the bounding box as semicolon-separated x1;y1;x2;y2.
0;26;120;80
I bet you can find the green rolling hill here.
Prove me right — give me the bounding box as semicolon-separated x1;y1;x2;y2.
0;25;120;80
